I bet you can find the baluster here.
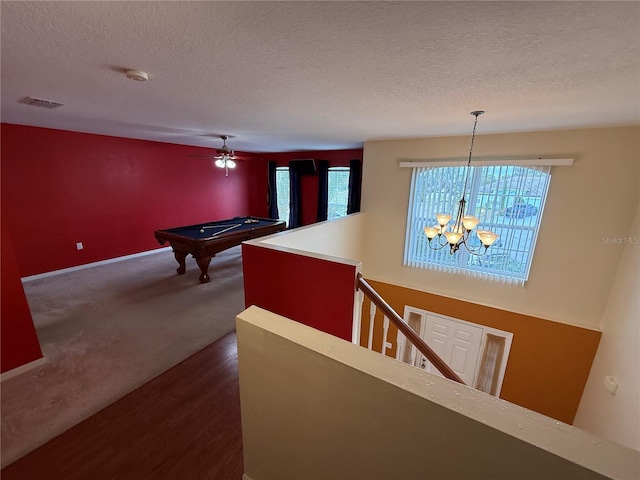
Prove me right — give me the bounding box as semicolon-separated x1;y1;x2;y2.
367;302;376;350
352;289;364;345
381;316;390;356
395;331;404;361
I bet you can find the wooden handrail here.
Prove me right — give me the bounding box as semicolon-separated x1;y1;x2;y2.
356;274;465;385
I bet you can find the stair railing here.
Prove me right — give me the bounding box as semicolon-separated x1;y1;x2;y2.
356;273;465;385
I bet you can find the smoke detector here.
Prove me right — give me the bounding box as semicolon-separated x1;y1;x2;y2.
125;69;148;81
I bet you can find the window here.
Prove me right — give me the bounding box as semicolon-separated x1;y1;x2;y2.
327;167;350;220
404;165;551;284
275;167;290;226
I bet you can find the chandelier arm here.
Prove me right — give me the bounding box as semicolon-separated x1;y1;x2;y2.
465;246;489;256
427;235;450;250
460;235;489;256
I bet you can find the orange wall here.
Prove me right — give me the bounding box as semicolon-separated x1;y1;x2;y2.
362;279;601;424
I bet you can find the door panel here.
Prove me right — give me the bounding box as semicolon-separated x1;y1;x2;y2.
451;345;471;373
420;314;483;383
433;323;449;335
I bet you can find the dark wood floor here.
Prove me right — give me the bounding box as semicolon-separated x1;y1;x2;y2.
2;332;243;480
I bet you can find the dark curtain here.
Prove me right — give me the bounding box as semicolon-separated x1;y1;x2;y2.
288;162;302;228
347;159;362;214
267;161;279;219
316;160;329;222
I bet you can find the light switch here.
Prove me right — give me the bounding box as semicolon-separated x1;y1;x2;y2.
76;242;83;250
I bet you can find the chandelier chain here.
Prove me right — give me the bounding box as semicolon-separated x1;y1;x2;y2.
423;110;498;256
461;111;482;198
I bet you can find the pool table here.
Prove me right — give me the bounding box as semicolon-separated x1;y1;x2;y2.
154;216;286;283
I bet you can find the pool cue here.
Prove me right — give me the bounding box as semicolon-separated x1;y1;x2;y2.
199;223;242;236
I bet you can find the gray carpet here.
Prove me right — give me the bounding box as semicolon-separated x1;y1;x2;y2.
1;246;244;468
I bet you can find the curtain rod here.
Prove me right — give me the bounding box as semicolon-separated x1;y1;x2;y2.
398;158;574;168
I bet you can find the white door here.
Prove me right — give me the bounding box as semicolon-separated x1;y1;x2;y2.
419;314;483;384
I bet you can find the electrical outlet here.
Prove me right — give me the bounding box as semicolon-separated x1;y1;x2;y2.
76;242;83;250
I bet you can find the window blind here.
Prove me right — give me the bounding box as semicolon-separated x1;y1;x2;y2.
404;164;551;285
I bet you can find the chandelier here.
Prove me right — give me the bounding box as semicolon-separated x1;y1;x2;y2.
214;135;237;176
423;111;499;255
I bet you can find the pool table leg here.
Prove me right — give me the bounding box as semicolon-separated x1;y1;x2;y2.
174;251;188;275
196;256;212;283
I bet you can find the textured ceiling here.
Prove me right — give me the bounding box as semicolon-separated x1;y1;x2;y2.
1;1;639;153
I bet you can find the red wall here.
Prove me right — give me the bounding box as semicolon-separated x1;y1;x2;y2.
243;243;357;341
1;215;43;373
1;124;267;276
261;149;363;227
0;123;361;373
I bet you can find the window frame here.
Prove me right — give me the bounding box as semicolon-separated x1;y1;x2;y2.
327;166;350;220
403;163;555;285
275;166;290;227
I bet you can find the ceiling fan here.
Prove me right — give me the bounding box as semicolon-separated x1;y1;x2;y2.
213;135;237;176
189;135;240;176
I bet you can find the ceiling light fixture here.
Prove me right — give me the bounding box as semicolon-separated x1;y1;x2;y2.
423;111;499;255
214;135;237;176
125;69;149;81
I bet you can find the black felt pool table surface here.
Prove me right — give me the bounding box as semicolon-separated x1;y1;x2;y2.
161;217;280;240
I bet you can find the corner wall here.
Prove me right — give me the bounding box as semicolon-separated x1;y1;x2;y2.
1;216;42;373
237;306;639;480
574;202;640;451
362;279;600;424
243;215;365;341
361;126;639;329
242;242;360;342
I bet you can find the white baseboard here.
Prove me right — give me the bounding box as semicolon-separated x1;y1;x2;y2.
22;247;172;283
1;356;48;382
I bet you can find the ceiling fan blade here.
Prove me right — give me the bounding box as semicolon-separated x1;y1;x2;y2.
185;134;256;166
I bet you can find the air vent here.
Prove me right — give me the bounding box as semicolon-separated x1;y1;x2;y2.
19;97;64;109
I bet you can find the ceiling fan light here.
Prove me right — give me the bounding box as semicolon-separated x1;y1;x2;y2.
215;159;225;168
227;160;236;169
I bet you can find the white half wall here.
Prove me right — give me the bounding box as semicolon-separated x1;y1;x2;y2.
236;306;639;480
261;212;364;261
574;202;640;452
